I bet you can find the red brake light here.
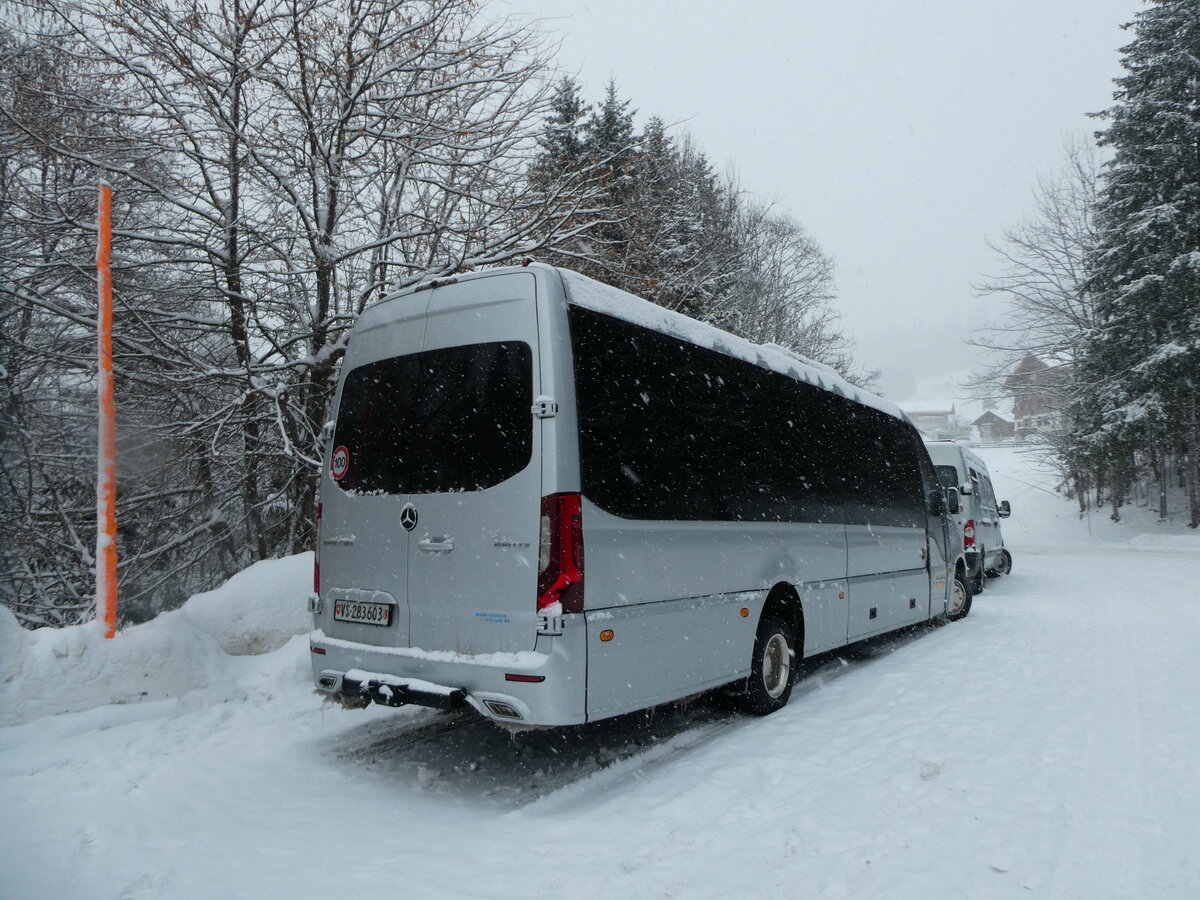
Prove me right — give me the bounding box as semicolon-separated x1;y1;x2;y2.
537;492;584;614
963;519;975;548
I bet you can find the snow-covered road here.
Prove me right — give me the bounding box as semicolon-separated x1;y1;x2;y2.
2;446;1198;899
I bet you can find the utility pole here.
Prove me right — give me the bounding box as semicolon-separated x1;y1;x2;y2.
96;183;117;638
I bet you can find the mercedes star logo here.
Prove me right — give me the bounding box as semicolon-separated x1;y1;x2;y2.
400;503;418;532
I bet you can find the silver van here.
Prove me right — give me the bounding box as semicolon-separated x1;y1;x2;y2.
924;441;1012;593
310;264;969;726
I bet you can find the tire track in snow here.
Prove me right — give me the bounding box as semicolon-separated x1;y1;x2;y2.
319;632;928;813
1043;548;1150;898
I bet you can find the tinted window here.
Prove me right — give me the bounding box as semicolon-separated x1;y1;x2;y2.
914;436;940;514
934;465;958;491
569;305;904;524
841;409;925;527
332;341;532;494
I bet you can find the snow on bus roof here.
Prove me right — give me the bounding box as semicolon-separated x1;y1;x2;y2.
556;267;905;422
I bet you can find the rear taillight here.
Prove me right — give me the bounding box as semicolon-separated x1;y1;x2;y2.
314;502;322;594
537;492;584;614
963;519;975;548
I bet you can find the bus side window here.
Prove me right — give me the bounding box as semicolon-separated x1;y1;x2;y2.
913;433;940;513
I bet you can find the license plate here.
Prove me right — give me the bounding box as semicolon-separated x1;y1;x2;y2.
333;599;392;627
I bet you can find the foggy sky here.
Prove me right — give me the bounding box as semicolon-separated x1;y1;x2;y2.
508;0;1138;399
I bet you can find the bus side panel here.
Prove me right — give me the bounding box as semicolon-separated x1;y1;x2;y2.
581;509;847;721
846;522;930;639
895;567;932;626
801;578;850;656
584;590;766;722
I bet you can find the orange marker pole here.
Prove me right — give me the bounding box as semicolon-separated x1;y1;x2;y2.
96;183;118;638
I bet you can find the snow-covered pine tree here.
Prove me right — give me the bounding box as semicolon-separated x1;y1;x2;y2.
614;116;676;299
1081;0;1200;525
619;119;728;316
532;77;590;184
671;137;738;321
522;82;863;379
525;77;613;276
584;79;637;198
579;80;638;274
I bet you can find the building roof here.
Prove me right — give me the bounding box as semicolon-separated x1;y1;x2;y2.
972;410;1013;425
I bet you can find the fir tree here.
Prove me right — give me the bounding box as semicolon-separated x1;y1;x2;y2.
531;77;589;186
619;116;678;298
1079;0;1200;525
520;82;859;380
584;79;637;205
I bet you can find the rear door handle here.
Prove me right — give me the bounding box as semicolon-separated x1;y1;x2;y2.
417;536;454;553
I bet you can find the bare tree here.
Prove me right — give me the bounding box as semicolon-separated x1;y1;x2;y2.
0;14;228;625
239;0;567;540
724;205;835;349
2;0;595;626
968;141;1101;507
972;140;1099;386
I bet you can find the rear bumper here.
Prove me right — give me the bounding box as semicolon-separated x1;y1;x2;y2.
309;619;588;726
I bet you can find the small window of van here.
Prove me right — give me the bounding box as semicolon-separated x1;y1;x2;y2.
980;476;998;514
934;465;958;492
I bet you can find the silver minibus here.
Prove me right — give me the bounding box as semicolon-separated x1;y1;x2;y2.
310;264;968;725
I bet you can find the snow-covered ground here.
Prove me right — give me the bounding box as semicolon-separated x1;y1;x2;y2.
2;445;1198;899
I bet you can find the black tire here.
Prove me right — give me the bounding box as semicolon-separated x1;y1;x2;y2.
971;558;985;595
947;572;973;621
985;549;1012;578
742;614;796;715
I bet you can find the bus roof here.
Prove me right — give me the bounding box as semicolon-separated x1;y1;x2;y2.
557;267;906;423
374;263;906;423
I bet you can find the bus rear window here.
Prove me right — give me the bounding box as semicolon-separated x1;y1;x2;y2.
332;341;532;495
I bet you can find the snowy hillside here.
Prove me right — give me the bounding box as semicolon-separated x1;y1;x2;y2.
2;446;1198;899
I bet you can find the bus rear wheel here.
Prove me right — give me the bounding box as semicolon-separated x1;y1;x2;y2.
742;614;796;715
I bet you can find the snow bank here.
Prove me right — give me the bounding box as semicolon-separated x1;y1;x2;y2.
979;444;1200;548
0;606;232;727
0;553;313;727
0;604;27;693
182;552;313;654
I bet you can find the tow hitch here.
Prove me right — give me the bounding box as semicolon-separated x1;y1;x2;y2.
340;673;467;711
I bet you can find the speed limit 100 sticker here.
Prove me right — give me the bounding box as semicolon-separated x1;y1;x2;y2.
330;445;350;481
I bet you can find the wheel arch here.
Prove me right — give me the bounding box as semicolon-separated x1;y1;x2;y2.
762;582;805;656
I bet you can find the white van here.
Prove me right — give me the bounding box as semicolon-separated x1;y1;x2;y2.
923;441;1012;593
309;264;969;726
